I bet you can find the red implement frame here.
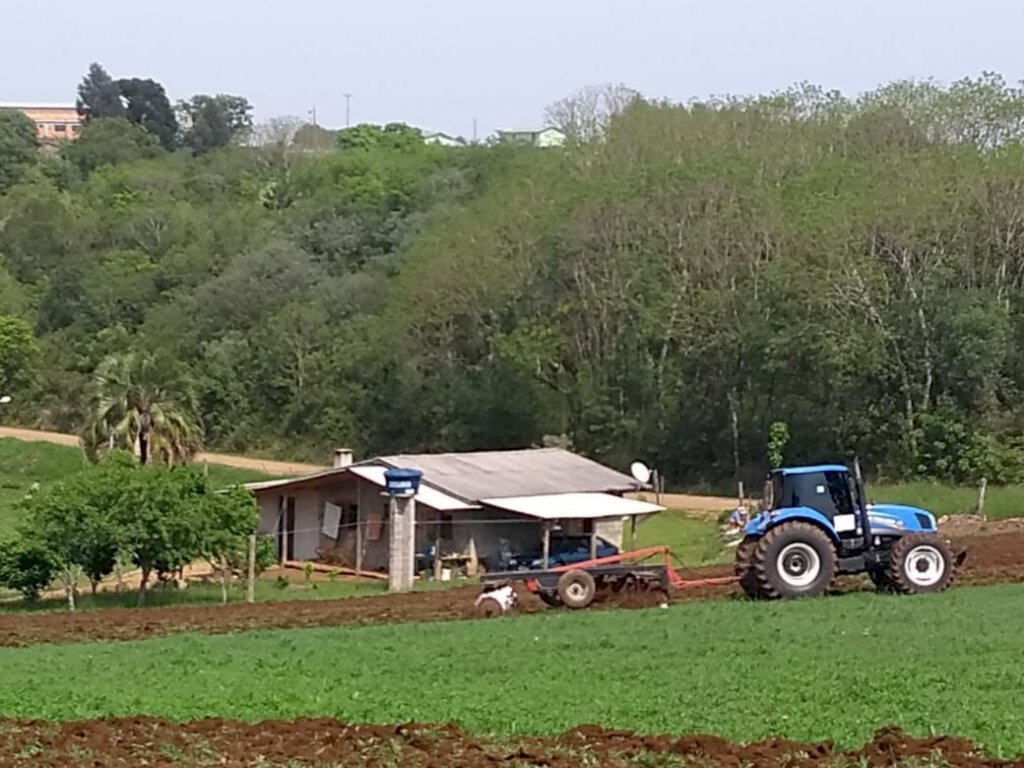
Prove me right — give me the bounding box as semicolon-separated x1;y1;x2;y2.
520;546;738;594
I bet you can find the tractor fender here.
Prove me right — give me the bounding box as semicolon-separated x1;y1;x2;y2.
743;507;841;545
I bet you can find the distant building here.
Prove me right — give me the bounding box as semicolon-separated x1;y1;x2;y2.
496;127;566;147
0;103;82;141
422;130;467;147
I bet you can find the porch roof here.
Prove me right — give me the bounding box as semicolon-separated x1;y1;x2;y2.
481;492;664;520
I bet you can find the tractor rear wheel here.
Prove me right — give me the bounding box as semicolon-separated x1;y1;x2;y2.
751;522;836;599
735;536;763;598
557;569;597;609
886;533;954;594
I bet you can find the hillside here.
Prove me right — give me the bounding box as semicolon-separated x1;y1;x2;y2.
6;75;1024;487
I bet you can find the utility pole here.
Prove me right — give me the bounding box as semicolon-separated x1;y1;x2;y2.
342;93;352;127
472;118;478;143
309;106;317;126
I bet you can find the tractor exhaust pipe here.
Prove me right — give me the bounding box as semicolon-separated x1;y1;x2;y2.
853;457;874;559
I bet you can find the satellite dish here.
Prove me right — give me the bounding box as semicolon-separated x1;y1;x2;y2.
630;461;652;485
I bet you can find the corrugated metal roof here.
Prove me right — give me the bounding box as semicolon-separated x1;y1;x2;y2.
0;102;77;109
374;448;643;502
482;492;664;520
348;465;477;511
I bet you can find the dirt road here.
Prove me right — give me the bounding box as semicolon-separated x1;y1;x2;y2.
0;426;322;476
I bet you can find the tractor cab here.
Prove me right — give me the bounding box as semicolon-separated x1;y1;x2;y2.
767;464;866;538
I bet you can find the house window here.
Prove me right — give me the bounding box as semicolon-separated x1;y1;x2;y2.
54;124;66;133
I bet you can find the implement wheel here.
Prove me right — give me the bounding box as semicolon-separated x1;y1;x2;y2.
557;569;596;609
752;522;836;599
886;533;954;594
474;596;505;618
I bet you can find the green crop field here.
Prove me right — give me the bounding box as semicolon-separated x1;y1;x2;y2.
0;583;1022;755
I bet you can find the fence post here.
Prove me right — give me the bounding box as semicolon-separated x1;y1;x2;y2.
220;555;229;604
246;534;256;604
978;477;988;521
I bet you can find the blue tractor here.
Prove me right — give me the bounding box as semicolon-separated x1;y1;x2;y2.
735;463;967;599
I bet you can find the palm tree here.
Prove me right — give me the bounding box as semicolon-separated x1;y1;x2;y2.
82;351;202;466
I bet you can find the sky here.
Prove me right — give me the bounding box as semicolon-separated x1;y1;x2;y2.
4;0;1024;138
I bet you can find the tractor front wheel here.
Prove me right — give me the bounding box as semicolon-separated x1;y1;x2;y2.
751;522;836;599
886;534;954;594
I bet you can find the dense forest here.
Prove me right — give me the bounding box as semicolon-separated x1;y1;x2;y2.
4;67;1024;487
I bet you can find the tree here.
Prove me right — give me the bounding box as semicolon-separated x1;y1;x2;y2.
115;464;238;604
179;94;253;153
76;63;126;120
0;109;39;192
0;538;56;601
17;455;128;608
336;122;425;153
117;78;178;148
0;315;38;398
767;422;791;469
198;484;259;602
61;118;162;176
544;83;641;141
292;122;336;152
82;351;202;466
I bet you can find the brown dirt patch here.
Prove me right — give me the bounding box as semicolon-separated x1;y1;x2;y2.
0;532;1019;649
939;514;1024;538
0;718;1014;767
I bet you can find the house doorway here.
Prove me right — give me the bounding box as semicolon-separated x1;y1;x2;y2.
277;496;296;561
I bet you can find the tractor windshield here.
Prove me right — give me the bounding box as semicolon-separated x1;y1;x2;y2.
824;472;855;517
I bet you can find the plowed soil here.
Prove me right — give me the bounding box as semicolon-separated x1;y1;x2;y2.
0;717;1016;767
0;531;1018;649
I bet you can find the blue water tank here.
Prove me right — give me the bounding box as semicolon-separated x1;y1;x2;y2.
384;468;423;497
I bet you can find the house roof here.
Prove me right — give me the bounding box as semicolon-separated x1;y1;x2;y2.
372;448;642;502
246;448;646;506
497;127;562;135
0;102;78;110
348;464;476;511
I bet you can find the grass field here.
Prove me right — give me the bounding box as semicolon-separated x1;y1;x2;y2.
0;437;274;532
631;511;732;565
872;482;1023;519
0;583;1021;754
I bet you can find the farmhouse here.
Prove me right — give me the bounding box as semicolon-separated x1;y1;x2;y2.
245;448;663;576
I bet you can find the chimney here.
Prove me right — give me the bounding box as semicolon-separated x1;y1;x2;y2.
332;448;354;468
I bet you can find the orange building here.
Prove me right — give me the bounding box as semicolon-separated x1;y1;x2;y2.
0;103;83;140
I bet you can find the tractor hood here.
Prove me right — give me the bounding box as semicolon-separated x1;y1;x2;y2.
866;503;937;533
742;503;938;539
